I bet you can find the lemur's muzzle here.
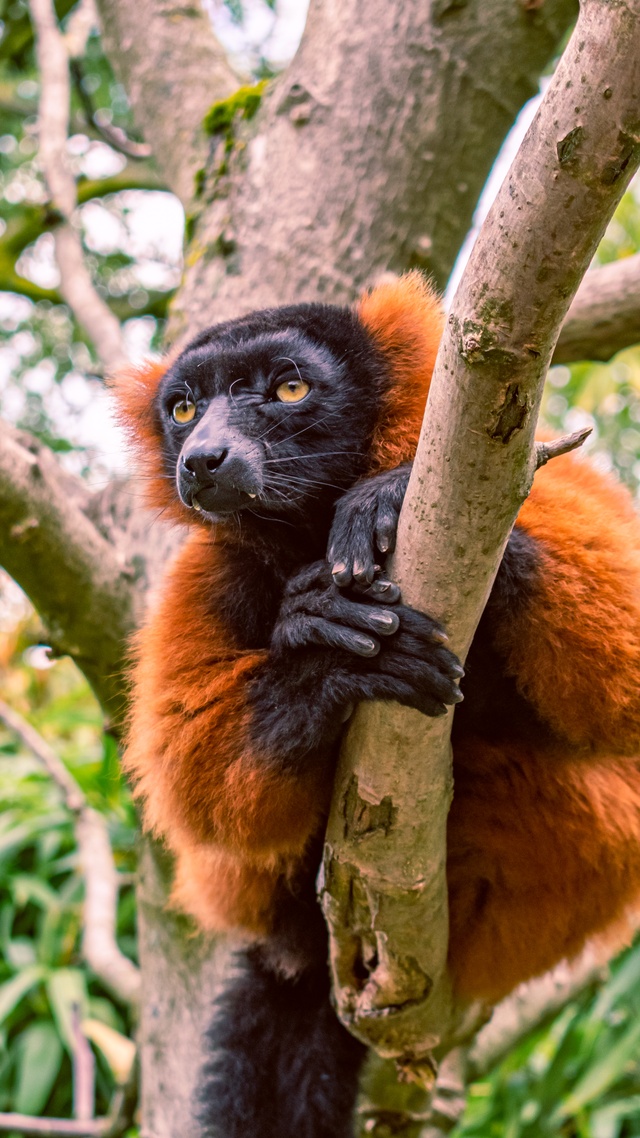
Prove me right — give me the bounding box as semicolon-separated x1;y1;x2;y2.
177;396;262;514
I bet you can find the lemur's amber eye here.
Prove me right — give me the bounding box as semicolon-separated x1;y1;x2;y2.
276;378;310;404
172;397;196;424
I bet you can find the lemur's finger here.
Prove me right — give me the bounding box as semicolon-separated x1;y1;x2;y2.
286;590;400;637
324;599;400;636
352;558;376;585
308;617;381;656
285;561;331;594
375;648;464;705
375;509;398;555
273;613;381;656
351;673;449;719
391;605;452;648
352;577;401;604
330;560;354;587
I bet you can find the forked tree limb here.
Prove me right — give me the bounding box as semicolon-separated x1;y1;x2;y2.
322;0;640;1077
168;0;577;338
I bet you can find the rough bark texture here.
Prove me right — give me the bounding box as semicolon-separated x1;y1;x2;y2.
136;844;233;1138
94;0;238;209
553;250;640;363
0;427;136;721
169;0;578;338
322;0;640;1073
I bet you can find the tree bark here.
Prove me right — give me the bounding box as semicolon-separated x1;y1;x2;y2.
135;844;233;1138
167;0;578;341
94;0;238;210
0;427;136;721
322;0;640;1078
553;250;640;363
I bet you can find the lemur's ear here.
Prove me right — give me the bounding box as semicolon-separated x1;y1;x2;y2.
356;272;445;471
109;359;185;515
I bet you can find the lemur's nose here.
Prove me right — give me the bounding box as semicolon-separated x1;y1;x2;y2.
182;448;229;485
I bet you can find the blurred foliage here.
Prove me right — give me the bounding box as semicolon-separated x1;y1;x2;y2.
457;942;640;1138
0;0;181;459
0;604;138;1125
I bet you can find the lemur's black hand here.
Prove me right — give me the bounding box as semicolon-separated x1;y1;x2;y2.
271;561;463;718
328;464;411;586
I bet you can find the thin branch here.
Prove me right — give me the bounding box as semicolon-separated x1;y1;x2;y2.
535;427;593;469
77;807;141;1004
72;1008;96;1123
554;251;640;364
0;700;141;1005
69;59;152;161
0;1116;109;1136
322;0;640;1078
29;0;127;372
0;698;85;811
62;0;97;61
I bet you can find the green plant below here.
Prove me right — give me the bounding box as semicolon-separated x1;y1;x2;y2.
457;941;640;1138
0;618;138;1126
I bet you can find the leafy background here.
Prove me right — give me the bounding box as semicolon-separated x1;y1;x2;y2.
1;1;640;1134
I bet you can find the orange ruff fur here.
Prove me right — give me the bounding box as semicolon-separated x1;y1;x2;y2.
124;531;330;935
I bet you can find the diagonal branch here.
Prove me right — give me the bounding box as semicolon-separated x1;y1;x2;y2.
29;0;127;372
553;250;640;363
322;0;640;1077
0;424;137;722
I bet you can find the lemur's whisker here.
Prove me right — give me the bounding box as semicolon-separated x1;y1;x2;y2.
263;451;365;463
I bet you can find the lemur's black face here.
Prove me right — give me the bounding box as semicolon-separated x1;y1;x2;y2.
154;304;387;522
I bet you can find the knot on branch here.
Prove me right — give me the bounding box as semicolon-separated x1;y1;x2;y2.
488;382;530;443
342;775;397;840
601;130;640;187
455;315;517;370
557;125;585;168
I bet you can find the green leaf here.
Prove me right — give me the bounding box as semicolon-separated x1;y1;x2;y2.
0;966;45;1024
552;1018;640;1120
12;874;59;911
591;1094;640;1136
46;969;88;1054
13;1021;63;1114
591;948;640;1023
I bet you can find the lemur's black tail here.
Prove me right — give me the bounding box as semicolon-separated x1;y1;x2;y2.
197;947;367;1138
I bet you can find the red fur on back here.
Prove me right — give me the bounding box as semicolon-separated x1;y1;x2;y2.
505;455;640;753
449;737;640;1001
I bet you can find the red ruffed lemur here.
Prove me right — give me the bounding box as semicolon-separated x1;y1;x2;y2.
113;273;640;1138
